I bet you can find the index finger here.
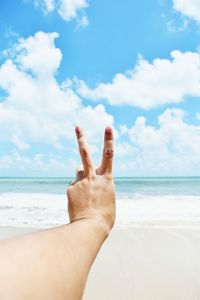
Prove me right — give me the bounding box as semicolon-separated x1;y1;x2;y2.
99;127;114;174
75;126;95;176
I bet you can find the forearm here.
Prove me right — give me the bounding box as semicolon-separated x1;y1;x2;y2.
0;220;107;300
0;126;115;300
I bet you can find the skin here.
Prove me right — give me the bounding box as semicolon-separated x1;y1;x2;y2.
0;126;115;300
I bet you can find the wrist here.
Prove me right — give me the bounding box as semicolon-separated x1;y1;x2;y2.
70;217;112;242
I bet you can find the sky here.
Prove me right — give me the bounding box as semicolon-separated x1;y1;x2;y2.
0;0;200;177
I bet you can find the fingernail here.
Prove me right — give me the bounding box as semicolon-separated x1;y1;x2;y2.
75;126;81;134
105;126;112;134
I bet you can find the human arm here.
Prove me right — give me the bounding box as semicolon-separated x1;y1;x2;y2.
0;126;115;300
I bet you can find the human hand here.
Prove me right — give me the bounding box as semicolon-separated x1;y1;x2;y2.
67;126;115;237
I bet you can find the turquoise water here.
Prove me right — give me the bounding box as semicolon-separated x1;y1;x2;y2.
0;177;200;228
0;177;200;198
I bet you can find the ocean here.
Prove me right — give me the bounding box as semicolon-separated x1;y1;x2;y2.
0;177;200;228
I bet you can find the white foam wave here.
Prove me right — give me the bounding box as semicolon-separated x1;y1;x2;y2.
1;193;200;228
116;195;200;227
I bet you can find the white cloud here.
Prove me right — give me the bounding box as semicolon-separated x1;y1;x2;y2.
117;108;200;176
166;19;189;32
115;142;135;158
0;150;67;175
11;134;30;151
15;31;62;77
58;0;88;21
1;31;199;176
76;15;89;28
173;0;200;24
33;0;89;23
0;31;114;155
34;0;55;12
77;50;200;109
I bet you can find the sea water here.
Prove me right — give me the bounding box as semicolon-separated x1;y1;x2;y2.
0;177;200;228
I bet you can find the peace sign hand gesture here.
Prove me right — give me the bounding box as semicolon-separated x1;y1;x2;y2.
67;127;116;238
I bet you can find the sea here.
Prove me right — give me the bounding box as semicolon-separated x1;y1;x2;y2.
0;177;200;228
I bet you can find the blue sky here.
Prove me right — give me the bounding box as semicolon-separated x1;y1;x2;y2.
0;0;200;177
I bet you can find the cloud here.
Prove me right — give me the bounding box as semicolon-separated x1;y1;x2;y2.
57;0;88;21
76;15;89;29
33;0;89;23
34;0;55;12
0;31;114;155
77;50;200;109
117;108;200;176
0;150;67;175
11;135;30;151
15;31;62;77
173;0;200;24
166;19;189;32
1;31;199;176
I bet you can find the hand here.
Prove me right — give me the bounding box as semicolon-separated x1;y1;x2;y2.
67;126;116;237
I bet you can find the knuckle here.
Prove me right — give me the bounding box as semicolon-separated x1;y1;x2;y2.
104;148;114;159
106;140;113;147
104;172;113;181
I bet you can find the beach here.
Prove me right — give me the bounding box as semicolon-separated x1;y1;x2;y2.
84;226;200;300
1;177;200;299
1;225;200;300
1;0;200;297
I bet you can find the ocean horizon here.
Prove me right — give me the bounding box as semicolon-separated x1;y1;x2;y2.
0;177;200;229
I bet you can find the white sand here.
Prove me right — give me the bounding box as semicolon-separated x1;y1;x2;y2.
84;227;200;300
1;226;200;300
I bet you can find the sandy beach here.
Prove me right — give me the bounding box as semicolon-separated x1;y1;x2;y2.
1;225;200;300
84;226;200;300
